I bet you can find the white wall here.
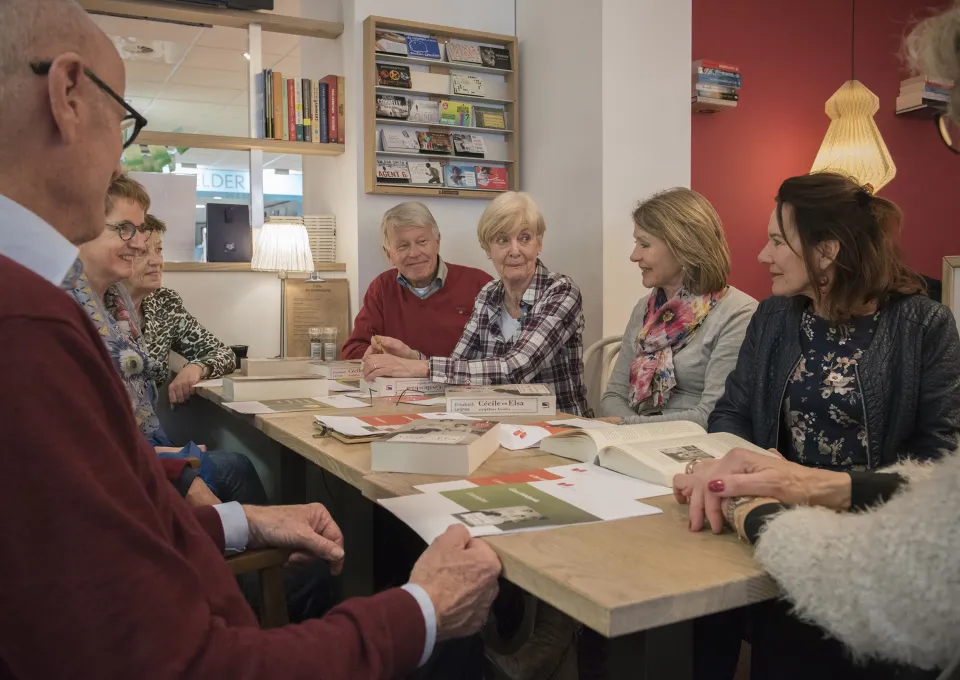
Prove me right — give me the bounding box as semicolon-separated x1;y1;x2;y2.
601;0;692;336
516;0;603;346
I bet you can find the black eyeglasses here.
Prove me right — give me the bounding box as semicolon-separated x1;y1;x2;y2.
30;60;148;149
936;111;960;155
107;220;148;241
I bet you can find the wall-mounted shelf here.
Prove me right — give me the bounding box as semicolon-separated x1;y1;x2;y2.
374;53;514;76
376;151;513;164
376;118;513;135
376;85;513;106
364;16;519;198
164;262;347;273
895;104;945;117
137;131;344;157
78;0;343;39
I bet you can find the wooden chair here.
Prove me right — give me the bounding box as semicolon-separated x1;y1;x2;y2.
582;335;623;413
226;549;289;628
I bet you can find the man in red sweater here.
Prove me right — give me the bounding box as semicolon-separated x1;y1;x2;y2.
342;202;492;359
0;2;500;677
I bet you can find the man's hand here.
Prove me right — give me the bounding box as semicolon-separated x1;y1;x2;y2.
372;336;418;360
170;363;205;405
185;477;221;506
409;525;501;640
243;504;345;574
362;354;429;381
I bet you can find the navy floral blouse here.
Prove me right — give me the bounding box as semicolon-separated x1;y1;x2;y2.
783;309;880;469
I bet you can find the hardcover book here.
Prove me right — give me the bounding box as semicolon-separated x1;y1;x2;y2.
479;46;512;70
223;375;329;402
446;384;556;416
476;166;508;190
405;35;441;60
375;30;408;55
308;360;364;380
376;159;412;183
360;376;446;396
376;94;409;119
444;164;478;189
439;100;473;126
371;419;500;475
241;357;317;377
452;133;486;157
409;161;443;185
381;128;420;152
417;131;453;154
475;107;506;130
452;73;485;97
407;100;440;124
446;40;483;64
378;63;412;88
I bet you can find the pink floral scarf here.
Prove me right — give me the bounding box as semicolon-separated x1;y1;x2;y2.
628;287;727;410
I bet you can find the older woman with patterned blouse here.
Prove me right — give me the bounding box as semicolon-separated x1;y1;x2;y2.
118;214;236;405
361;191;591;417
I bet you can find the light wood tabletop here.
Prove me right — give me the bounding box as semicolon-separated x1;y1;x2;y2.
364;462;779;638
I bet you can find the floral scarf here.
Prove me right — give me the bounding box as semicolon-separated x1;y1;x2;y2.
628;287;727;410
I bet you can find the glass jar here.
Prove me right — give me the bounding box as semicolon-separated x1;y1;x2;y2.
309;326;338;360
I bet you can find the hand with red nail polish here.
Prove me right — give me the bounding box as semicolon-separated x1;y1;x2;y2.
707;480;725;493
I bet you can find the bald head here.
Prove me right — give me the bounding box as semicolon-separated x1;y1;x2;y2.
0;0;128;246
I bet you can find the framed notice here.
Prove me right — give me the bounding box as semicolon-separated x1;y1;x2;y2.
282;279;350;358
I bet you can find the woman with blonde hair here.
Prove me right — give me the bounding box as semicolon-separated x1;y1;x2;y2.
363;191;591;416
600;188;757;427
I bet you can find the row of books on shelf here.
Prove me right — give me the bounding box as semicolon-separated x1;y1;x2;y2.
896;75;954;113
378;63;496;99
692;59;740;112
375;29;512;70
377;159;508;190
377;94;505;129
254;71;344;143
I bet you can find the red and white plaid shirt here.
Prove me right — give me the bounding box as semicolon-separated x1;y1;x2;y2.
427;260;592;416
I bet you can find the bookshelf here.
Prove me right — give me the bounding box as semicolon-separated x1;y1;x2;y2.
364;16;519;199
138;131;345;157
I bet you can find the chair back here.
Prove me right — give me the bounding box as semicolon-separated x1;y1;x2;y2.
583;335;623;414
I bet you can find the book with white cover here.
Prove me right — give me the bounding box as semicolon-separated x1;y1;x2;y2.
539;420;776;487
308;360;364;380
371;419;500;475
241;357;315;377
361;376;446;396
222;375;328;402
446;384;556;416
381;128;420;152
408;100;441;124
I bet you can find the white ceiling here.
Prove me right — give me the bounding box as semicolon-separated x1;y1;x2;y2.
94;12;303;171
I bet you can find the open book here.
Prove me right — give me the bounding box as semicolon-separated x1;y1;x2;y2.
539;421;774;487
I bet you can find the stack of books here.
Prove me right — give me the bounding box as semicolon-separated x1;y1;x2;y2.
896;75;953;114
692;59;740;113
254;71;344;143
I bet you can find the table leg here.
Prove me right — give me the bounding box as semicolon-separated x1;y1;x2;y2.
580;620;693;680
279;447;307;505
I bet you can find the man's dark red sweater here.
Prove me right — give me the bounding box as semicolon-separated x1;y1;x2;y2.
342;261;492;359
0;255;425;679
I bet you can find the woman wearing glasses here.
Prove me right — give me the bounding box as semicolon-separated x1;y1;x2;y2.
67;174;267;507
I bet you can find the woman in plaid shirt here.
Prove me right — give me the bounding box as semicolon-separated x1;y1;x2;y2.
362;191;592;416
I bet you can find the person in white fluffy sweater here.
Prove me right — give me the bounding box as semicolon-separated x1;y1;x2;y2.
674;6;960;678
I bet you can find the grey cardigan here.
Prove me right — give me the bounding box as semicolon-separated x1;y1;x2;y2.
600;286;757;428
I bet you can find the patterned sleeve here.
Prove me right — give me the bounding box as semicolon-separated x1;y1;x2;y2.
429;279;581;385
444;289;489;362
165;290;236;378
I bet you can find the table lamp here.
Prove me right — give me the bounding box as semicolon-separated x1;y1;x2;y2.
252;217;315;357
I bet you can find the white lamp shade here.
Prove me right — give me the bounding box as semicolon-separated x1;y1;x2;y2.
252;219;314;273
810;80;896;192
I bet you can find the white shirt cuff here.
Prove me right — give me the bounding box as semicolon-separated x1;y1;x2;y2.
400;583;437;667
213;502;249;553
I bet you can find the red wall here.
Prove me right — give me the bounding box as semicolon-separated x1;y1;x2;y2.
692;0;960;300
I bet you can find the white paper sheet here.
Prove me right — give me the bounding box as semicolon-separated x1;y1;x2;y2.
222;401;276;414
316;395;372;409
195;378;224;388
499;424;552;451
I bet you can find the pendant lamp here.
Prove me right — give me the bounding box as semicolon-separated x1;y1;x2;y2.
810;0;896;192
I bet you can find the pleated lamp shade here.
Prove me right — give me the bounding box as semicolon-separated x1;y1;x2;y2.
810;80;896;192
251;219;314;273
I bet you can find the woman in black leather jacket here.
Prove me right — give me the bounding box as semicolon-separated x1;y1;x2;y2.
688;171;960;680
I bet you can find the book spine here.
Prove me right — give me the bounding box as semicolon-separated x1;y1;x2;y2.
337;75;345;144
281;79;289;140
302;79;312;143
694;83;738;96
319;82;329;143
695;59;740;74
287;79;296;141
294;79;303;141
446;397;546;415
694;89;738;101
254;71;264;139
272;71;284;140
695;73;742;88
311;79;321;143
323;76;339;144
265;70;272;139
